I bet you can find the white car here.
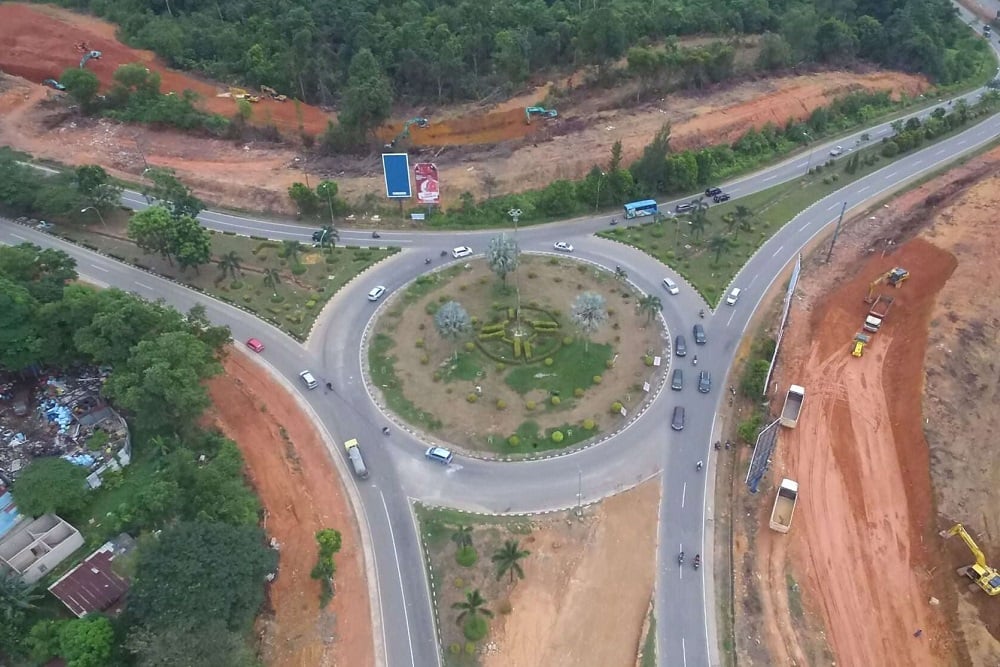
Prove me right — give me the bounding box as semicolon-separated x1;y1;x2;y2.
829;145;844;157
553;241;574;252
452;246;473;259
299;370;318;389
35;221;54;230
662;278;679;295
367;285;386;302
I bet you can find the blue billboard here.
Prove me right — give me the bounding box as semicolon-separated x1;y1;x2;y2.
381;153;412;199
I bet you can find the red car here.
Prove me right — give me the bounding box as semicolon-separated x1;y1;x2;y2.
245;338;265;353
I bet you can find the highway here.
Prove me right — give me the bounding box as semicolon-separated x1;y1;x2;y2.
3;13;998;664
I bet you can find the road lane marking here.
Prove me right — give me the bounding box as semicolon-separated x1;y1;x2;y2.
934;149;947;157
827;203;839;211
378;491;416;667
727;310;737;328
885;171;897;179
135;282;153;290
681;482;687;508
956;139;967;146
90;264;108;272
857;186;869;194
682;637;687;667
747;275;758;289
762;174;778;182
10;233;27;241
771;245;784;257
797;222;810;233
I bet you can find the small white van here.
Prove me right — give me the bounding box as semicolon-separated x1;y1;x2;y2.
725;287;741;306
662;278;679;295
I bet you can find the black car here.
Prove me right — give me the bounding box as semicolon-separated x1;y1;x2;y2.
713;193;731;203
674;202;695;213
693;323;707;345
311;230;323;242
671;406;686;431
698;370;712;394
671;369;684;391
675;335;688;357
705;186;722;197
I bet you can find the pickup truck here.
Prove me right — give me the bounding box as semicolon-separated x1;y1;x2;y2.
769;478;799;533
779;385;805;428
863;295;894;333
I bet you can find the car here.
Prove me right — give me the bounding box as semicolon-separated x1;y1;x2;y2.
712;193;730;203
245;338;265;353
35;221;54;230
829;145;844;157
671;369;684;391
675;335;687;357
671;406;685;431
425;446;454;465
725;287;741;306
299;370;318;389
311;230;323;242
452;246;473;258
662;278;679;295
705;186;722;197
693;323;707;345
553;241;574;252
675;202;695;213
367;285;386;302
698;370;712;394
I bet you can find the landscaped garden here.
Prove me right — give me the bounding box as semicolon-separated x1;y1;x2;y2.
368;246;667;456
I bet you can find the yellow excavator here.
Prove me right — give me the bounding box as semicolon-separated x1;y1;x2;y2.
939;523;1000;596
865;267;909;303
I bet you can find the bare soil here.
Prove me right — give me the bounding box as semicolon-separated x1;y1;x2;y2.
730;145;1000;667
372;257;666;454
205;351;374;667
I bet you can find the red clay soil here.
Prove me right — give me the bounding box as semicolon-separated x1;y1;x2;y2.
379;107;552;147
0;3;332;134
766;239;959;666
205;351;373;667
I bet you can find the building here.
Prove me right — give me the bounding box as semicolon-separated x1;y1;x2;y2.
0;513;84;584
48;534;135;617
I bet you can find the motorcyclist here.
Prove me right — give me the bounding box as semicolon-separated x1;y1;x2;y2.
699;308;705;318
382;426;390;435
678;551;684;565
372;231;381;238
325;382;333;390
425;258;432;264
610;216;618;225
694;554;701;569
693;355;698;366
696;460;704;471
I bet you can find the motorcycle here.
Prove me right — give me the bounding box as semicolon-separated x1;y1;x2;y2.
610;217;618;226
693;555;701;570
677;551;685;565
440;250;448;257
424;258;432;265
696;460;704;471
692;355;698;366
699;309;705;318
372;231;381;239
382;426;390;436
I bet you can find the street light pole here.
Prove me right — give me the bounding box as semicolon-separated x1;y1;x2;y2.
508;207;522;325
594;171;606;211
802;131;813;174
80;207;107;228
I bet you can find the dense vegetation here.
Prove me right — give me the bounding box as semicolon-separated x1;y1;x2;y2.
0;242;277;665
53;0;982;109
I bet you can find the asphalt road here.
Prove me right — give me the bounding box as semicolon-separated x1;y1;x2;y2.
4;17;999;663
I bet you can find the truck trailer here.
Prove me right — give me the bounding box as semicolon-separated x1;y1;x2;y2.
779;385;805;428
769;478;799;533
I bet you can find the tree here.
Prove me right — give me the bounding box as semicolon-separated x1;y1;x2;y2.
637;294;663;324
491;539;530;582
0;278;42;370
75;165;122;211
129;521;277;632
141;167;204;219
315;180;341;221
708;234;734;264
282;239;304;266
262;268;281;296
815;18;859;64
341;48;393;137
486;232;520;285
288;182;319;216
452;589;493;625
732;205;754;238
434;301;472;360
126;621;257;667
58;616;114;667
60;68;100;110
0;243;77;303
171;215;212;273
11;457;90;519
216;251;243;282
451;525;473;550
689;197;710;240
128;206;177;263
314;225;339;249
630;123;671;194
571;292;608;351
104;331;222;435
756;32;792;71
577;6;627;72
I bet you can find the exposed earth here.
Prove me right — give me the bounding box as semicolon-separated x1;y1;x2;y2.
0;3;928;212
204;350;374;667
731;145;1000;667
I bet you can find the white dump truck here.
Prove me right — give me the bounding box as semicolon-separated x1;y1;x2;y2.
769;478;799;533
779;385;805;428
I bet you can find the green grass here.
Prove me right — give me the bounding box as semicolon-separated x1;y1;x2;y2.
491;418;598;455
640;611;657;667
55;227;397;340
77;450;162;548
368;333;443;430
504;339;612;396
442;350;483;382
416;505;533;550
599;94;1000;305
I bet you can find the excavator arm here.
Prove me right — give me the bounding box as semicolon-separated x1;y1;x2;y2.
940;523;1000;596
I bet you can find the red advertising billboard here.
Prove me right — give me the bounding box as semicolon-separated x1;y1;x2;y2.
414;162;440;205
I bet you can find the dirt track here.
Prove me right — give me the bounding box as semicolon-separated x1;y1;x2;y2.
205;352;373;667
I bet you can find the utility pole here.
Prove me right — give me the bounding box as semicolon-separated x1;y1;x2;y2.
508;208;523;326
575;469;583;517
826;202;847;263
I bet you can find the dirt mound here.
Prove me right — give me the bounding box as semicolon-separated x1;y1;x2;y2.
0;3;332;134
205;351;373;667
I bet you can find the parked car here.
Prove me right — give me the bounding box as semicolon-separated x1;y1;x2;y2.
671;406;686;431
553;241;574;252
693;323;707;345
698;370;712;394
452;246;473;258
671;369;684;391
705;186;723;197
367;285;386;302
245;338;265;353
662;277;679;295
35;221;54;230
299;370;319;389
675;335;687;357
425;446;454;465
712;193;731;203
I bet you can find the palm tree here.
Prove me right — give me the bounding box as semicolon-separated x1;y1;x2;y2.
708;234;734;265
689;197;709;240
216;251;243;282
637;294;663;324
434;301;472;361
262;268;281;296
571;292;608;352
452;589;493;625
149;434;176;458
0;573;42;623
315;225;339;249
282;240;303;265
492;539;531;583
732;205;753;239
451;525;473;550
487;232;520;285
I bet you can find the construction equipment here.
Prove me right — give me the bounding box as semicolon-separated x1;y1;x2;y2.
863;295;895;333
79;50;102;69
260;85;288;102
939;523;1000;596
384;117;430;149
865;267;909;303
851;332;870;357
43;79;66;91
525;106;558;124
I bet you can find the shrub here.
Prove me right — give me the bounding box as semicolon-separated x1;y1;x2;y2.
563;336;574;345
455;546;478;567
465;341;475;351
463;615;488;641
415;339;425;348
550;396;561;406
551;430;564;443
593;375;602;384
453;577;465;589
291;264;307;275
573;388;584;398
495;362;505;371
611;401;623;413
432;371;442;382
496;399;506;410
508;435;520;447
465;642;477;656
583;418;596;430
644;355;654;366
605;359;614;369
467;394;478;403
420;355;429;365
544;357;554;366
449;643;461;655
526;401;536;410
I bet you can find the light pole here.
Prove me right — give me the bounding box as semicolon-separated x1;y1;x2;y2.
594;171;607;211
508;207;522;325
80;206;107;228
802;131;813;174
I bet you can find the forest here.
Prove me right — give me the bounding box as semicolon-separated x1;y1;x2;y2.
50;0;980;107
